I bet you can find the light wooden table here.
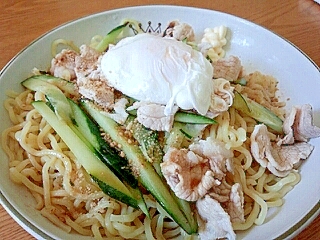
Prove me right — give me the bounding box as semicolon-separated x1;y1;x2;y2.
0;1;319;239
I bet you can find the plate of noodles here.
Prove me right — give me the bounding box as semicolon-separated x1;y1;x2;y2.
1;5;320;240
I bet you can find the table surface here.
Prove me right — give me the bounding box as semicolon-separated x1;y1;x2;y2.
0;0;319;239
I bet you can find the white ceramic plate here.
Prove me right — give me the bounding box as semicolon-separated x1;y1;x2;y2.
0;5;319;240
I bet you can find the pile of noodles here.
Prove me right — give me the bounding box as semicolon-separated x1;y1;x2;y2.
1;68;301;239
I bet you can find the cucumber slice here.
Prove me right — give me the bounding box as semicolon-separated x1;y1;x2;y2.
21;76;74;124
165;121;206;152
95;22;129;52
125;115;163;175
232;91;283;133
174;111;216;124
32;101;139;208
68;99;139;189
126;116;198;233
165;122;186;151
22;75;77;97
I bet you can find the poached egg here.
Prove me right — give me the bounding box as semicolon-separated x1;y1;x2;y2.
100;33;213;115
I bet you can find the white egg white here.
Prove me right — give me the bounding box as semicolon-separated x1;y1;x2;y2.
101;33;213;115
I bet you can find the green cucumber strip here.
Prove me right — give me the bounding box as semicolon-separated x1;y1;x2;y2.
182;123;208;139
174;111;216;124
165;121;206;152
22;75;77;96
126;116;197;231
125;116;163;175
171;192;198;233
32;101;139;209
68;99;139;188
81;100;196;234
95;22;129;52
164;122;186;152
22;76;92;148
54;99;148;216
21;77;74;124
232;91;283;133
